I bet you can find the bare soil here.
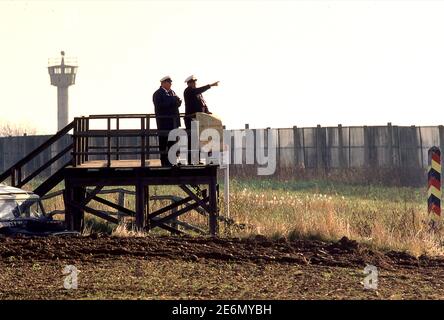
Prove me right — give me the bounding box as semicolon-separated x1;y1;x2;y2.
0;234;443;299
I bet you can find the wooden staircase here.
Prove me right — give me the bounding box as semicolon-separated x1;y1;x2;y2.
0;121;75;196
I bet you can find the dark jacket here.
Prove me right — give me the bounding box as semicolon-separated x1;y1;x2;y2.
184;85;211;128
153;87;181;130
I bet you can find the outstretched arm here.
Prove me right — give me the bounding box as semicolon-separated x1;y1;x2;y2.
190;81;219;95
190;84;211;95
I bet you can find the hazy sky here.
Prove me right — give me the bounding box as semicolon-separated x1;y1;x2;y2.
1;0;444;134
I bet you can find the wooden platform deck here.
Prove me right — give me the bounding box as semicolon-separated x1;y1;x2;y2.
68;159;216;170
73;159;162;168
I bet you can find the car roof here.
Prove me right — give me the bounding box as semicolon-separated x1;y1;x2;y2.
0;184;40;201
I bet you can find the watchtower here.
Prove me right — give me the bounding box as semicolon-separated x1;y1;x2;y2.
48;51;78;131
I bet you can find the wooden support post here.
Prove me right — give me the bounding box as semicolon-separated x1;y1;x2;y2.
17;167;22;186
209;178;218;236
63;182;73;230
63;183;86;232
72;186;86;232
144;185;149;229
135;182;146;230
11;168;16;187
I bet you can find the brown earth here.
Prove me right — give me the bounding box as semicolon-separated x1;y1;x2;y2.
0;234;443;299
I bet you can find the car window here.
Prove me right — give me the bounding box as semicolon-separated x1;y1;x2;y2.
16;199;43;218
0;199;43;220
0;200;20;220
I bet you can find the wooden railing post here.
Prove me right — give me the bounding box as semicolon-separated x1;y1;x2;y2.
85;117;89;162
73;118;78;167
80;117;84;164
116;116;120;161
141;117;146;167
107;117;111;167
146;115;150;162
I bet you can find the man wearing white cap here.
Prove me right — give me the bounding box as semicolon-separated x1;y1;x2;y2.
183;75;219;164
152;76;182;166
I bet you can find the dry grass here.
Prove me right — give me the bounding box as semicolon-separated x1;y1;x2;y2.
226;179;444;256
23;178;444;256
111;223;147;237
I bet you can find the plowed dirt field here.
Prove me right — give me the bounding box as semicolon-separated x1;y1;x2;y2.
0;235;443;299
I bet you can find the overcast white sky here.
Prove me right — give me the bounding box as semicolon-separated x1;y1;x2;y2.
1;0;444;134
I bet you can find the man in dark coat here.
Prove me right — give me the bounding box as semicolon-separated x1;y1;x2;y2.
183;75;219;164
153;75;182;166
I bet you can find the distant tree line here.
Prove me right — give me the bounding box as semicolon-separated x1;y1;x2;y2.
0;121;36;137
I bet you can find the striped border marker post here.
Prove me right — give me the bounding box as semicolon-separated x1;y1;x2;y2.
428;146;441;216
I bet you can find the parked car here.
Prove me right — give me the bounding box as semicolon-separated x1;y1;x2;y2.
0;184;79;236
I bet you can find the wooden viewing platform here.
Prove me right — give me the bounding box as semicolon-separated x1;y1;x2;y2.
0;113;222;236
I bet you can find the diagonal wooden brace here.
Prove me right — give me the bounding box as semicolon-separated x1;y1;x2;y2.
66;199;119;224
150;199;207;228
147;195;193;220
83;185;104;206
180;184;211;213
91;195;135;217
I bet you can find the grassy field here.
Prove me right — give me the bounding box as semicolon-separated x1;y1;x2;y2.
30;178;444;257
226;179;442;256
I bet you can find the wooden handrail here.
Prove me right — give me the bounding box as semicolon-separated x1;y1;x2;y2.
18;143;73;187
88;113;192;119
73;129;184;137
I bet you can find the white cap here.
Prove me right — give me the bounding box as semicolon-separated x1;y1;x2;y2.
160;75;172;82
185;75;197;83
